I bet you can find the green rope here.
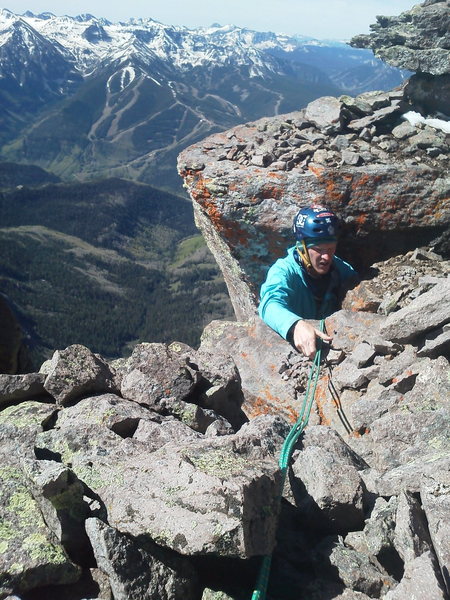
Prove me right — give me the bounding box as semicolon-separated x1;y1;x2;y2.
251;320;325;600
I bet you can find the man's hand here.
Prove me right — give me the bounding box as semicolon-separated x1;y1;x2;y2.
292;320;332;359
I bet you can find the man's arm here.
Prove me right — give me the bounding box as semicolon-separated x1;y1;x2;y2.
258;261;304;340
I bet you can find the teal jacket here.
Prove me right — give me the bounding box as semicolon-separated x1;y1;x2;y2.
258;246;356;340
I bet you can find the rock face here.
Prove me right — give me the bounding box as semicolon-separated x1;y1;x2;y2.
350;1;450;115
350;1;450;76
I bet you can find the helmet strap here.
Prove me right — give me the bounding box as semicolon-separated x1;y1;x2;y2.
296;241;314;272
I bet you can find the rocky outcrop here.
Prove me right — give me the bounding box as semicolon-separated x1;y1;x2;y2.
350;1;450;115
350;1;449;76
1;3;449;599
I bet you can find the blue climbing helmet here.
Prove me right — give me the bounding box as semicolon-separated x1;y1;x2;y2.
293;205;340;246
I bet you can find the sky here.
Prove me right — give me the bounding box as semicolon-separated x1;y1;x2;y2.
7;0;418;40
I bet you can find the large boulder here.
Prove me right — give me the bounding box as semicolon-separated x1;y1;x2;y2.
43;345;118;406
178;106;449;318
85;518;201;600
0;373;49;406
420;471;450;594
71;437;281;558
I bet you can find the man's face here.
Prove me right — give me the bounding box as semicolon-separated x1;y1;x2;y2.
307;242;337;276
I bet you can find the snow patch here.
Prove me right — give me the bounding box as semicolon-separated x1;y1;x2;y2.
148;75;161;86
121;66;135;88
403;110;450;134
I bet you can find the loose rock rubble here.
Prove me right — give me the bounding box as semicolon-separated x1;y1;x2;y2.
194;90;448;174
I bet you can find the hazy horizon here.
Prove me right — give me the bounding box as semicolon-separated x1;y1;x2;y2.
5;0;418;40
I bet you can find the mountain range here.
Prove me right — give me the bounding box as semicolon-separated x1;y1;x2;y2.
0;9;408;191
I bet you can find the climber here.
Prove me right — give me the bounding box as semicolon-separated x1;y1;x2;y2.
258;205;357;359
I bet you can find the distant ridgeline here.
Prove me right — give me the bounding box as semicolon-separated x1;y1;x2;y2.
0;164;233;366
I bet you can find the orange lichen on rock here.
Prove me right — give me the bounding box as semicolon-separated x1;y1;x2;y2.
314;376;332;426
246;394;278;418
308;164;325;177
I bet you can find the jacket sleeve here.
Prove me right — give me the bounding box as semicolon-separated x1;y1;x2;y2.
258;260;303;340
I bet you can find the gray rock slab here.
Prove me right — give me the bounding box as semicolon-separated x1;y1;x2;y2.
379;279;450;343
377;345;417;386
21;459;92;564
409;131;447;151
205;418;234;437
339;95;373;116
232;414;290;460
162;400;233;434
35;423;123;467
55;393;161;437
304;96;343;131
347;104;401;132
331;359;373;390
367;409;450;472
394;490;432;565
292;444;366;532
401;355;450;410
300;425;367;470
120;342;196;409
420;471;450;594
178;343;246;430
0;373;47;406
360;454;450;496
73;438;281;558
202;590;234;600
417;326;450;357
133;418;202;450
44;345;118;406
350;342;377;368
314;536;397;597
350;384;402;431
341;150;361;166
0;401;56;433
0;463;81;596
325;310;386;354
392;122;416;140
383;551;446;600
363;496;397;559
0;401;58;467
85;518;201;600
344;531;369;555
327;591;372;600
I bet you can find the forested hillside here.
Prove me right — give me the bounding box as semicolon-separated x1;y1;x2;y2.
0;172;233;365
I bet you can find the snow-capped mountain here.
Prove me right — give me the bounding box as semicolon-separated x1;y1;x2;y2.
0;9;408;189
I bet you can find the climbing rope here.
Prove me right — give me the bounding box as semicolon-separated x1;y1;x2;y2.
251;319;326;600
